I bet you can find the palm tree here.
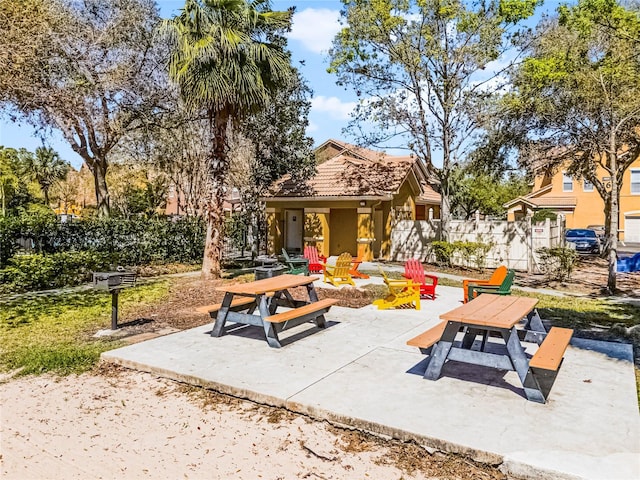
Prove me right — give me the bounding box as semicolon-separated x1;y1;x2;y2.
22;147;70;206
162;0;293;278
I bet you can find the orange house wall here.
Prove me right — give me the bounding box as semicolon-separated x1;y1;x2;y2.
530;158;640;238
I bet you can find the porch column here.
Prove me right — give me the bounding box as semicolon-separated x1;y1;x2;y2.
304;208;330;258
266;208;282;255
357;207;374;261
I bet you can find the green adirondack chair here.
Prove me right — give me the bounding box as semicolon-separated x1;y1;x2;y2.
281;248;309;275
467;269;515;300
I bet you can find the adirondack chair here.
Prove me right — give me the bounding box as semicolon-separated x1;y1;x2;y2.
462;265;508;303
304;246;326;274
322;252;355;287
402;259;438;300
372;267;421;310
281;248;309;275
467;269;515;301
348;254;370;279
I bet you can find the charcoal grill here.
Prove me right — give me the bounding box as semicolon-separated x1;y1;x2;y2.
92;270;137;330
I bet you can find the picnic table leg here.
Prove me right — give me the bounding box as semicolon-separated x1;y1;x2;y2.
502;327;545;403
525;309;546;333
305;282;327;328
211;293;234;337
258;294;282;348
423;322;459;380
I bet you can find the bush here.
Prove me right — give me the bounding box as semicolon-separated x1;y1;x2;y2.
429;240;492;269
532;209;558;223
430;241;456;266
0;250;116;294
536;247;578;282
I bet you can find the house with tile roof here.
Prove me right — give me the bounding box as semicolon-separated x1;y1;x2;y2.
262;139;441;260
504;156;640;242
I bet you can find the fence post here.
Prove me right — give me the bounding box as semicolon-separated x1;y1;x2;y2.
527;216;534;274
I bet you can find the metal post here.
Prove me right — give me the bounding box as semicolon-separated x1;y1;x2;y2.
111;289;119;330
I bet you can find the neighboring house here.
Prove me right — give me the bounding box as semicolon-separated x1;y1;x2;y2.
165;185;242;217
262;139;441;261
505;156;640;242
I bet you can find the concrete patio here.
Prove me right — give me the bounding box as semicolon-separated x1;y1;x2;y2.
101;280;640;480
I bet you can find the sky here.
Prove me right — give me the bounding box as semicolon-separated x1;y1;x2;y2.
0;0;562;170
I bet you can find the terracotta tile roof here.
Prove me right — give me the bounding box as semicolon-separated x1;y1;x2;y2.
417;183;441;204
267;154;418;198
529;196;577;207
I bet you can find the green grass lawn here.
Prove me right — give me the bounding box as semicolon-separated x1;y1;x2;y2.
0;281;170;376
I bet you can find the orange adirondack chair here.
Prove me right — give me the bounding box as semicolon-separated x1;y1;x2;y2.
462;265;508;303
304;246;326;274
402;259;438;300
348;254;370;279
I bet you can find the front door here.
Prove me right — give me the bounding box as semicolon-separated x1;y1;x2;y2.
285;209;304;253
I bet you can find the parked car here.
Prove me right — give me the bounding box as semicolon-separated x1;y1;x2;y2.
565;229;601;254
587;224;605;240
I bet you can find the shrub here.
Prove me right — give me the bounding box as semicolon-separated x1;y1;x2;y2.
536;247;578;282
0;251;116;293
429;240;492;269
429;241;456;266
532;209;558;223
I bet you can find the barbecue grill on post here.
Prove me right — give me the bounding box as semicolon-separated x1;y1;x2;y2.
92;270;137;330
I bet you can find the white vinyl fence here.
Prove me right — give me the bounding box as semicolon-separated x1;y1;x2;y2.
390;216;564;273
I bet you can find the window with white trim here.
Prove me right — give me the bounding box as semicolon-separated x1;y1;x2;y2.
562;172;573;192
583;179;594;192
632;169;640;194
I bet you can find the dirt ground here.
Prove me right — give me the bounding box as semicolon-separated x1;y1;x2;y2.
1;365;505;480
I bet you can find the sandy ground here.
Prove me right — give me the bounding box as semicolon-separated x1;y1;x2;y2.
0;365;502;480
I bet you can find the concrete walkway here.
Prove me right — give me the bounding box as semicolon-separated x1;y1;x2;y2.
101;280;639;480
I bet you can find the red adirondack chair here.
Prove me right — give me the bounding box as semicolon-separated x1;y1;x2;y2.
403;259;438;300
304;246;326;274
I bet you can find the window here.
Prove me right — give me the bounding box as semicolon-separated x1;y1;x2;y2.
632;169;640;195
562;172;573;192
583;179;594;192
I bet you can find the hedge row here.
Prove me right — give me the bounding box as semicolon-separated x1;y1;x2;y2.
0;213;206;268
0;213;206;293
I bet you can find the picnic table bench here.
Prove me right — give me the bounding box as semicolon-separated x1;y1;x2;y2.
407;294;573;403
211;274;338;348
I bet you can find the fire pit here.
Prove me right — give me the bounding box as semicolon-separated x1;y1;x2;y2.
92;270;137;330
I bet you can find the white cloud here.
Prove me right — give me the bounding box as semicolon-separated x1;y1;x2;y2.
306;120;319;132
311;96;357;120
289;8;341;54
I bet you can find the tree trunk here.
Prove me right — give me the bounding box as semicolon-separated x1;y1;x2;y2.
201;109;230;279
606;148;618;294
85;158;110;217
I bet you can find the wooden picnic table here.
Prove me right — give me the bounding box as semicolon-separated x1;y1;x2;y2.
210;274;338;348
407;294;573;403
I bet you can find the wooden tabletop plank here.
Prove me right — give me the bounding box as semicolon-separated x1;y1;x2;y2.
440;295;538;329
216;274;319;295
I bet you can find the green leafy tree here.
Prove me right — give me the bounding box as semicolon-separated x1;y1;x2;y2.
21;147;70;206
162;0;293;278
0;147;20;216
506;0;640;293
329;0;541;240
449;167;529;219
0;0;168;217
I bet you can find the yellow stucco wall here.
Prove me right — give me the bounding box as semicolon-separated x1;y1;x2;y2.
357;208;374;260
329;208;358;255
304;211;330;257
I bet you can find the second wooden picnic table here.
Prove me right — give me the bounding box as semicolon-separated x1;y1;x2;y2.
407;294;573;403
212;274;338;348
